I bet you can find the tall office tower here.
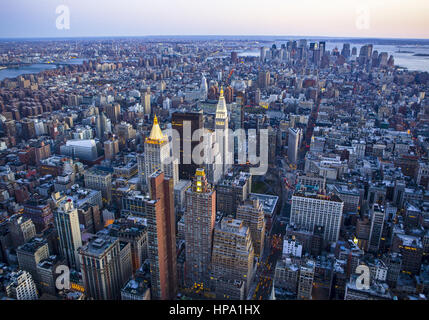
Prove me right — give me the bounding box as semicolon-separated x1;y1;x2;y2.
319;41;326;54
216;171;252;215
367;44;374;59
288;128;302;165
54;199;82;270
5;270;38;300
237;199;266;258
172;110;204;180
368;204;385;253
109;218;147;273
16;238;50;285
84;168;112;204
215;87;232;176
260;47;268;62
200;74;208;101
203;129;223;185
95;112;111;140
79;235;132;300
258;71;270;89
143;115;178;188
298;260;315;300
341;43;351;58
312;49;321;66
290;191;344;244
147;170;178;299
211;218;254;299
184;169;216;288
143;91;152;116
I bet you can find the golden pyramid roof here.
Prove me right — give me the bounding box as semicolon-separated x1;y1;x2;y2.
146;115;167;143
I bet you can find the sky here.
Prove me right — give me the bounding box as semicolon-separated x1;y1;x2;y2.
0;0;428;39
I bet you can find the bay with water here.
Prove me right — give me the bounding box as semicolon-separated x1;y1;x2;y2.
0;58;86;81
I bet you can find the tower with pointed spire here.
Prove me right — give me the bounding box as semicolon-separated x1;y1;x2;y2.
142;115;178;188
215;87;232;176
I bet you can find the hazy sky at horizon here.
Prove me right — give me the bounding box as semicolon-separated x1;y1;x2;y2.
1;0;428;39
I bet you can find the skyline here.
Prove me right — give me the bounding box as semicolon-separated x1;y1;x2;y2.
1;0;429;39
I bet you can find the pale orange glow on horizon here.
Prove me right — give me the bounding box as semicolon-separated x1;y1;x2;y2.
0;0;428;39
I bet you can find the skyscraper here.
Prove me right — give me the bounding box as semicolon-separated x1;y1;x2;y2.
54;199;82;270
143;90;152;116
147;170;178;300
211;218;254;299
143;115;178;188
290;191;344;244
78;235;131;300
236;199;266;258
184;169;216;288
95;112;111;140
258;71;270;89
368;204;385;253
200;74;208;101
172;110;204;180
215;87;232;176
288;128;302;165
